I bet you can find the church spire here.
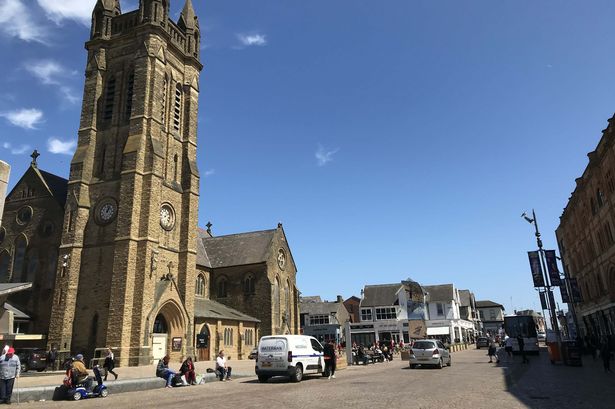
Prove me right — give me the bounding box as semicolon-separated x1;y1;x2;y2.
178;0;197;30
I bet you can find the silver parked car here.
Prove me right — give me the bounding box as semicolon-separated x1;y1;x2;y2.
408;339;452;369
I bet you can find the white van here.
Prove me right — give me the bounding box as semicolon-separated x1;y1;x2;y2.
255;335;325;382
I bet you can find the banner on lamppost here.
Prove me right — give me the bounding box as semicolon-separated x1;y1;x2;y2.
528;251;546;287
569;278;583;303
539;291;548;310
547;290;556;313
544;250;562;286
560;280;571;304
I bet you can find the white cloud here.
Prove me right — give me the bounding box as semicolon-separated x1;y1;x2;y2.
47;137;76;155
36;0;96;25
2;142;31;155
0;0;46;43
315;144;339;167
204;169;216;177
25;60;79;104
237;33;267;47
0;108;44;129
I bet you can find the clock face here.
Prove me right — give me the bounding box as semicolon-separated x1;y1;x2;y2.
277;249;286;270
94;198;118;225
99;203;116;221
160;204;175;231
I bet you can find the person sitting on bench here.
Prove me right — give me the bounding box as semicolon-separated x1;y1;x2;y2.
215;350;232;381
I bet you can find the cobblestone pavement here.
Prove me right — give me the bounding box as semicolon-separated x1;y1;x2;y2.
17;348;615;408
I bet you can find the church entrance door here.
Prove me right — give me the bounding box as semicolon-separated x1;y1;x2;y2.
152;334;167;362
152;301;185;361
196;325;210;361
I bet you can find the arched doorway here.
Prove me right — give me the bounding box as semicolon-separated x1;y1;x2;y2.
196;325;210;361
151;301;185;362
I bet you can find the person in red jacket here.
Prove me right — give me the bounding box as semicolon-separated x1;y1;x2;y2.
180;357;196;385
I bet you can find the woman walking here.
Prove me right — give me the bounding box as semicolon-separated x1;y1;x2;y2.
103;348;118;381
487;339;497;363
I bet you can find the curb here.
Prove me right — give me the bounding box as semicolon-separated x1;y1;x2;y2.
15;372;255;402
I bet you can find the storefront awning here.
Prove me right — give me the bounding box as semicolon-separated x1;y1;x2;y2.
426;327;450;335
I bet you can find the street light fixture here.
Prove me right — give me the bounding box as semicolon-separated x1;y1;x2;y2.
521;209;562;346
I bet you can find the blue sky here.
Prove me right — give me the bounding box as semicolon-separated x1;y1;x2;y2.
1;0;614;314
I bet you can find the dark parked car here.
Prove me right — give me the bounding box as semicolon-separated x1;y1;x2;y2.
476;337;490;349
248;347;258;360
17;348;48;372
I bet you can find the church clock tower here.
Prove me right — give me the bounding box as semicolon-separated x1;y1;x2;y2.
48;0;202;365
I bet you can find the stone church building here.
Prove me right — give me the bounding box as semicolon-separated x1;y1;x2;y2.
0;0;299;365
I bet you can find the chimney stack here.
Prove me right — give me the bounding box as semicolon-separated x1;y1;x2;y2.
336;295;343;303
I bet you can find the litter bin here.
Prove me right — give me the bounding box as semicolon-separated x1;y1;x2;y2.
547;341;561;364
562;340;583;367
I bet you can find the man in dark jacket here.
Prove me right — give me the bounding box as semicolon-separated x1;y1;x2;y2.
156;355;176;388
517;335;529;363
323;340;337;379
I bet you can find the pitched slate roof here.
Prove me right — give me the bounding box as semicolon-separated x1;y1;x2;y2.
38;169;68;207
300;296;322;303
299;300;341;315
199;229;276;268
458;290;472;307
194;298;260;322
476;300;504;309
196;228;212;268
0;283;32;296
361;284;403;307
424;284;454;302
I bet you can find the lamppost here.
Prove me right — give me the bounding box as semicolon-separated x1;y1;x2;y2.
521;209;562;345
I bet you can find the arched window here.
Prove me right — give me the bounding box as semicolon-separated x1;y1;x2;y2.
47;248;58;290
173;83;182;132
13;236;27;283
103;75;116;121
125;71;135;120
273;276;280;326
161;76;168;126
597;188;605;208
173;154;178;182
153;314;168;334
217;277;227;298
195;274;205;297
285;280;291;316
244;274;254;295
0;251;10;283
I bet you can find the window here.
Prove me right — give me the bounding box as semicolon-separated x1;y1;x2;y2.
360;308;373;321
436;303;444;316
13;236;27;282
173;84;182;132
0;251;10;282
310;339;323;352
489;311;497;321
224;328;234;346
375;307;397;320
243;274;255;295
244;329;254;346
217;277;227;298
173;154;178;182
161;76;168;126
103;76;116;121
309;315;330;326
195;274;205;297
125;71;134;120
273;276;280;325
153;314;168;334
285;280;291;316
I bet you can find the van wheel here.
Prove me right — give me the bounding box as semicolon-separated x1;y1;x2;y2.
291;364;303;382
258;375;269;383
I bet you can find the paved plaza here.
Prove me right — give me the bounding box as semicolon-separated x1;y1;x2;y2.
15;348;615;408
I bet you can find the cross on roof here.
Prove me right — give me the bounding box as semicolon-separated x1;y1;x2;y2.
30;150;40;167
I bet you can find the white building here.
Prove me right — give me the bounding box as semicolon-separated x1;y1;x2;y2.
424;284;475;344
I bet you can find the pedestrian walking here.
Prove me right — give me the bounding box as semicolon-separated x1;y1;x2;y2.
46;345;57;371
487;339;497;363
601;340;612;373
324;340;337;379
504;336;514;361
517;335;529;364
103;348;118;381
0;347;21;405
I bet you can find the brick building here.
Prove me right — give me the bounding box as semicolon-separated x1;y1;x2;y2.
556;114;615;339
0;0;299;365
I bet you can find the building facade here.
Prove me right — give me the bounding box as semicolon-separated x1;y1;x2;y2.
476;300;505;335
300;295;349;343
0;0;299;365
343;296;360;323
556;114;615;339
424;284;475;344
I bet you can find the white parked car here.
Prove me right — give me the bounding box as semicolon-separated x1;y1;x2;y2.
408;339;452;369
255;335;325;382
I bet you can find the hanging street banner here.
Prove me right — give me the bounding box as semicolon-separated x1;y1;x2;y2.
528;251;546;287
539;291;548;310
560;280;571;304
544;250;562;286
547;290;557;314
569;278;583;303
